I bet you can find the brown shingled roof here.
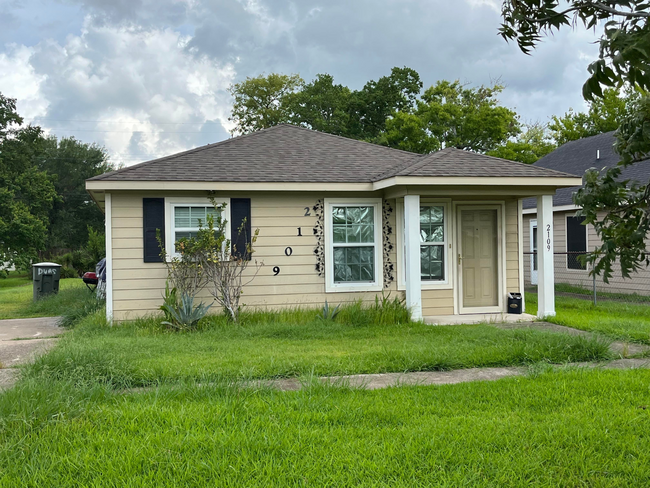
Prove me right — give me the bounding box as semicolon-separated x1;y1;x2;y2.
89;124;577;183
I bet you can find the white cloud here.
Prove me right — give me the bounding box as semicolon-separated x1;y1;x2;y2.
0;44;48;120
2;18;235;165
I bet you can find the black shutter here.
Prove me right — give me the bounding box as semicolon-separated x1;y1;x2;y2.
567;216;586;270
230;198;252;259
143;198;165;263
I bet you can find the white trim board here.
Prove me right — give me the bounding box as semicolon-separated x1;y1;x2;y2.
522;204;581;215
454;202;507;315
164;197;231;260
396;199;453;291
105;192;113;322
324;198;384;293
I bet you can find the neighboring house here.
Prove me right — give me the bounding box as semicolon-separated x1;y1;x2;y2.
85;124;580;322
522;131;650;294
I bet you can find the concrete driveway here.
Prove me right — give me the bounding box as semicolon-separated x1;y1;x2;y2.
0;317;63;389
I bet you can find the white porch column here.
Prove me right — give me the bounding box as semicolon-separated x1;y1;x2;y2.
404;194;422;320
536;194;555;317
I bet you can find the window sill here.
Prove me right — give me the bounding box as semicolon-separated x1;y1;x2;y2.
326;283;383;293
397;282;452;291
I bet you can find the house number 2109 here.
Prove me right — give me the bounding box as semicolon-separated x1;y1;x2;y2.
546;224;551;251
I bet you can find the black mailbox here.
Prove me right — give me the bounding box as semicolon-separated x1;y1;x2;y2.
507;292;522;314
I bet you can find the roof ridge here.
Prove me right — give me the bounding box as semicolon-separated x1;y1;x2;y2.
378;148;455;180
447;147;577;178
372;150;446;181
276;123;421;158
89;124;421;181
88;125;290;181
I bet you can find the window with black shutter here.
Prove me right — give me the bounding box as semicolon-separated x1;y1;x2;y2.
230;198;252;259
143;198;165;263
566;216;587;270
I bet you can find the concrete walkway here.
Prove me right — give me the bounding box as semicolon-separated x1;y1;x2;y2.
0;317;63;389
264;322;650;391
264;358;650;391
492;321;650;357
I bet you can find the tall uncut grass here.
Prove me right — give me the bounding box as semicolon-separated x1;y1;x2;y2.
23;298;612;389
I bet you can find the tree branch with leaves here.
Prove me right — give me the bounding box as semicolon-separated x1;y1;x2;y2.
501;1;650;281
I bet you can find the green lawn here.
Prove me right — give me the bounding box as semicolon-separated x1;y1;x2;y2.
26;308;612;388
0;289;645;485
0;277;90;320
2;368;650;486
526;292;650;344
0;272;30;289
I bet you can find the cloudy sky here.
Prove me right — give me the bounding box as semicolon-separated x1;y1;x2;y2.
0;0;601;166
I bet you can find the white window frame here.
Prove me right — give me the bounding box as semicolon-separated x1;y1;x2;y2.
164;197;230;261
325;198;383;293
396;199;452;290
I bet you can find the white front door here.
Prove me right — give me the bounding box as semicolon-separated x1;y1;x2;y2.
458;206;502;313
530;219;538;285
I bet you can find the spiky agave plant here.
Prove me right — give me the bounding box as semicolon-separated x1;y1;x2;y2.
161;291;212;330
319;300;341;321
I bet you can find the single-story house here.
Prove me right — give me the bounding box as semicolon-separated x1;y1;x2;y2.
86;124;581;322
522;131;650;294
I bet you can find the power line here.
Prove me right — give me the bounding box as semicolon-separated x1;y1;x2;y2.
44;129;223;134
23;118;226;125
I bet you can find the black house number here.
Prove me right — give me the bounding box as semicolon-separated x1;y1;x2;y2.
546;224;551;251
285;247;293;256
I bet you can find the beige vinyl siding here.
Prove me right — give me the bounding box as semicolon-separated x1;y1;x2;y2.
523;209;650;296
110;192;524;320
505;199;520;294
111;191;402;321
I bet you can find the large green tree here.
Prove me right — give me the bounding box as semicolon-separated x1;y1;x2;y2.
288;74;352;136
500;0;650;281
548;88;637;145
349;67;423;140
381;81;520;154
488;123;556;164
0;94;57;270
37;136;112;252
228;73;303;135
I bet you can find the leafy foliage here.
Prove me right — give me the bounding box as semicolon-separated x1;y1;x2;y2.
414;80;520;153
37;137;112;252
229;70;520;155
160;283;211;331
488;123;556;164
500;1;650;101
160;198;262;323
318;300;341;321
0;94;57;271
288;74;353;136
228;73;303;135
500;2;650;278
548;88;637;145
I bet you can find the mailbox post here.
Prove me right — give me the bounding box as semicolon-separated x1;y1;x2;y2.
32;262;62;301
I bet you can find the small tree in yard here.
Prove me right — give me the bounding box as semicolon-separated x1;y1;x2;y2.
160;199;262;324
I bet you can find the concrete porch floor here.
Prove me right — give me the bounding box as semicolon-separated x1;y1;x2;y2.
425;313;537;326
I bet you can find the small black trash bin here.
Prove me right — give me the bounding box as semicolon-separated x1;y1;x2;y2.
507;292;522;314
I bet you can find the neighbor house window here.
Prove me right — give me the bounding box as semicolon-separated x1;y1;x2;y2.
566;215;587;270
165;198;229;259
420;205;446;281
325;199;382;292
